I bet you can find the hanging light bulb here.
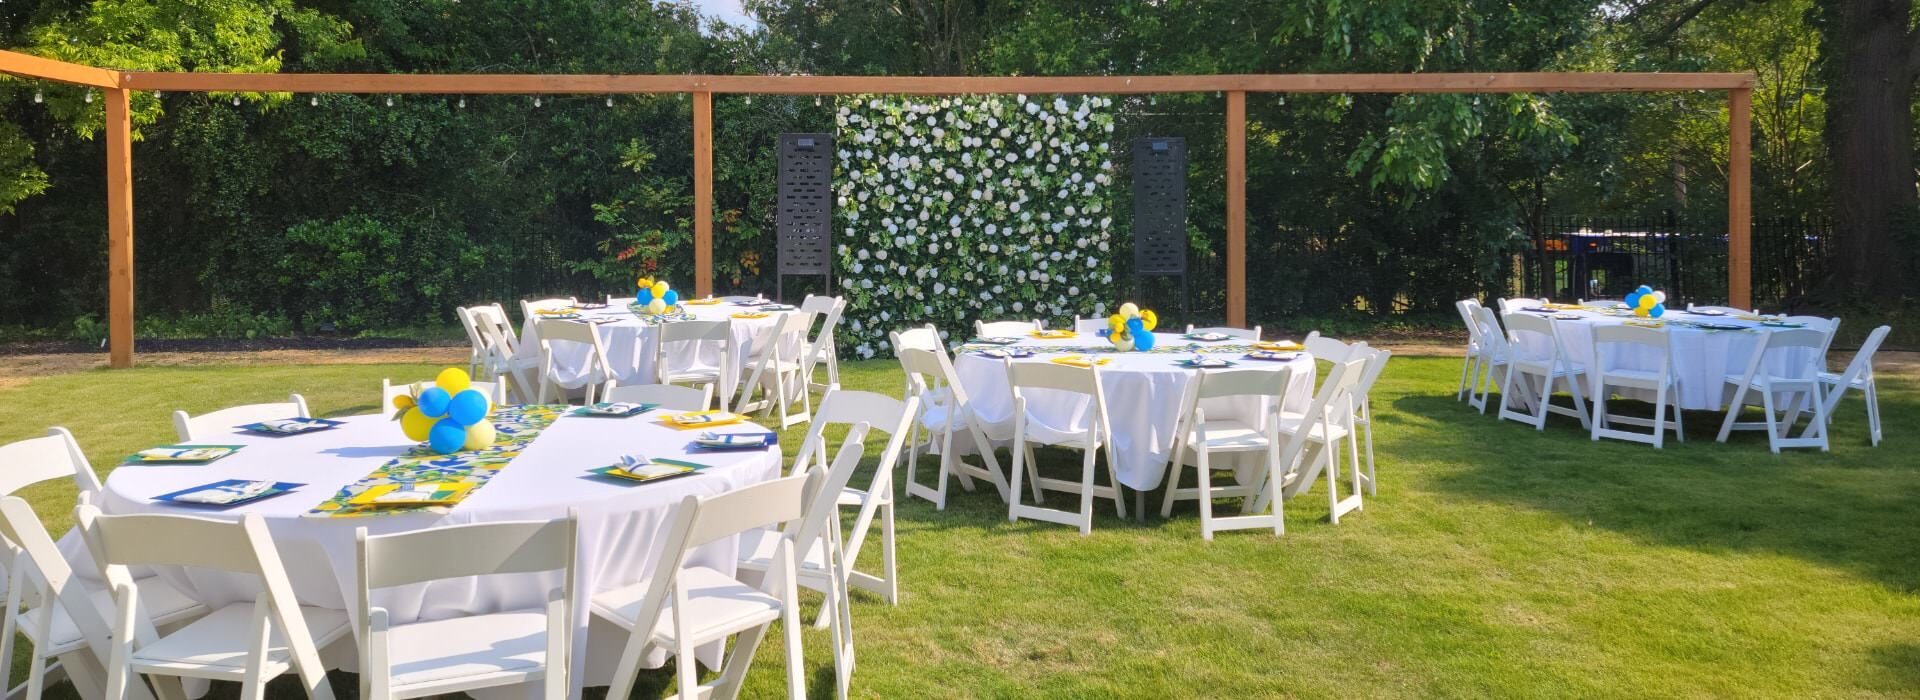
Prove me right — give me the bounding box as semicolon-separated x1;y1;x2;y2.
606;96;614;107
458;97;466;109
385;96;394;107
1150;95;1157;106
232;95;241;106
310;95;319;107
533;96;542;108
33;90;43;104
1277;95;1286;106
814;96;821;106
85;90;93;104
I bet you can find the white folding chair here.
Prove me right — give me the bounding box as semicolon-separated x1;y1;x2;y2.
737;312;816;429
1816;324;1889;446
1302;331;1367;363
799;295;847;393
456;306;487;378
656;319;735;411
0;430;205;700
1587;324;1684;448
896;347;1012;509
1497;297;1545;314
1468;305;1519;414
1071;317;1110;334
738;425;873;698
172;394;310;442
1185;324;1262;341
1006;361;1126;535
355;514;577;699
1249;356;1372;524
593;472;817;700
1455;299;1485;401
1782;315;1841;362
1348;347;1392;495
76;508;347;700
380;378;505;419
1497;313;1591;431
1717;327;1831;452
777;390;917;610
603;383;714;412
535;318;617;405
974;319;1043;337
891;324;943;354
1159;367;1300;539
472;305;539;403
519;297;578;324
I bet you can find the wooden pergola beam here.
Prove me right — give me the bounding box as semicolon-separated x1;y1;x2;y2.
118;71;1755;95
0;49;123;88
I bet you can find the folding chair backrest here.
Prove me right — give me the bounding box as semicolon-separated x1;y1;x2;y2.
0;427;103;499
1072;317;1110;333
0;497;114;665
1470;305;1509;355
975;319;1042;337
1193;367;1296;401
1353;347;1392;400
788;426;872;553
357;517;576;590
1008;361;1100;396
1302;356;1368;426
1757;327;1830;379
537;319;614;381
1303;331;1365;363
750;312;815;361
603;383;712;411
1780;315;1840;359
800;295;846;344
686;472;818;548
174;395;310;442
520;297;578;322
1187;325;1262;340
898;347;970;404
658;319;730;344
1500;312;1564;362
470;304;518;351
1498;297;1543;314
1590;324;1668;373
792;390;916;479
1838;325;1893;384
890;325;944;354
1455;299;1484;345
456;306;486;362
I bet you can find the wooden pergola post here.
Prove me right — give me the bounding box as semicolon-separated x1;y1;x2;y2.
105;88;135;368
1225;91;1247;328
692;90;715;299
1728;87;1752;311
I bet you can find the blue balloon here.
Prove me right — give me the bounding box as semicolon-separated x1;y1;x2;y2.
1127;318;1155;351
428;418;467;453
1650;303;1666;318
1625;292;1642;308
417;387;451;418
1637;284;1654;296
447;389;489;426
636;288;653;304
662;289;678;306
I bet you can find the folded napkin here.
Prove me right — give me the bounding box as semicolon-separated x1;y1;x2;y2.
972;336;1022;345
1551;313;1583;320
732;312;770;319
696;432;772;448
1049;355;1110;368
1256;341;1302;352
1030;330;1077;339
355;483;466;506
600;455;696;482
136;447;234;462
172;480;275;505
535;307;580;316
1184;332;1232;342
1685;309;1727;316
973;347;1034;359
671;411;741;426
1180;356;1234;368
252;418;318;434
1624;320;1666;328
582;402;650;416
1245;350;1300;362
685;297;723;305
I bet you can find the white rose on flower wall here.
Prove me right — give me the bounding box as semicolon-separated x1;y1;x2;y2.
834;94;1115;355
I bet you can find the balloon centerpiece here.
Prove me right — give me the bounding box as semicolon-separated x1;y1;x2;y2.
1102;303;1159;351
1625;285;1668;318
393;368;497;454
634;276;681;315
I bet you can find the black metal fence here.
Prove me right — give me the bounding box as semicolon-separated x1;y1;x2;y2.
1522;214;1831;309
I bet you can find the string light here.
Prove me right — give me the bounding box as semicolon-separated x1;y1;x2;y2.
34;90;43;104
385;96;394;107
606;96;614;107
458;97;466;108
1150;95;1157;105
533;97;542;108
232;95;240;106
310;95;318;106
745;95;752;105
814;96;821;106
84;90;93;104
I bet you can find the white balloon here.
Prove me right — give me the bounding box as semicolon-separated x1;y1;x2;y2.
1652;291;1667;304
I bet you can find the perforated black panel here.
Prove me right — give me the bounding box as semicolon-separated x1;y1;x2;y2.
1132;137;1187;275
777;133;834;277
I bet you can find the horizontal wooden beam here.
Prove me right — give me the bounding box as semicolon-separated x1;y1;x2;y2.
0;50;122;89
119;71;1756;95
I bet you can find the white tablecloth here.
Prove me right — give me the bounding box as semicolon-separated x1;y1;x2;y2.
1507;308;1824;410
68;410;782;697
952;332;1315;491
515;296;805;400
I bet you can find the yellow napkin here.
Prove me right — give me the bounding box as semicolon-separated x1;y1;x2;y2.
1256;341;1302;351
347;482;476;507
1624;320;1666;328
659;411;747;430
685;298;723;306
1049;355;1111;368
534;307;579;316
1030;329;1076;339
1735;314;1767;321
731;312;770;319
1543;302;1585;310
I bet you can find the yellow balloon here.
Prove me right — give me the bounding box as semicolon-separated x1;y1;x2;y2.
1108;313;1124;330
1637;295;1656;309
651;281;670;298
1118;302;1140;319
462;420;497;450
400;407;435;442
647;299;668;315
1141;309;1158;332
391;394;415;411
636;276;653;291
435;367;471;394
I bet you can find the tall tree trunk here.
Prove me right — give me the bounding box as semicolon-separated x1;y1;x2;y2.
1817;0;1917;300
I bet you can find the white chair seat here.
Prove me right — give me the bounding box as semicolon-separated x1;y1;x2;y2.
1020;418;1097;448
1184;419;1270;451
836;487;866;507
385;610;549;689
737;528;831;572
1726;372;1815;388
592;566;782;647
1601;368;1666;383
917;400;969;430
1277;413;1351;442
1513;359;1583;376
131;603;349;677
19;575;203;655
1818;370;1869;389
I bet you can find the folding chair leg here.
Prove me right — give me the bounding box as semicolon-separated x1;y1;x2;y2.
1196;448;1215;540
1077;446;1097;536
1761;386;1782;453
1717;384;1750;443
1867;380;1882;446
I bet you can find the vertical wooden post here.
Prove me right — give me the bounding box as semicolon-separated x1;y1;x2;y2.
1727;88;1752;310
105;88;135;369
1225;91;1247;328
692;91;714;298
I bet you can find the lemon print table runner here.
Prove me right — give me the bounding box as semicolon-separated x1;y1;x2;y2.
308;404;565;518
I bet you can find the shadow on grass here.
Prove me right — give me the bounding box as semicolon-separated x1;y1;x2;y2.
1399;386;1920;592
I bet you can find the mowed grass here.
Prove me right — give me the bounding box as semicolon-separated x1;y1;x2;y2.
0;356;1915;698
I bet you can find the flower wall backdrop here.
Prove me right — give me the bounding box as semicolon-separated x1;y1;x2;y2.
834;94;1117;358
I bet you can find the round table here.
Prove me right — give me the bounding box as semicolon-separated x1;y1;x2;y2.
515;296;806;400
951;332;1316;492
69;408;782;696
1507;307;1826;410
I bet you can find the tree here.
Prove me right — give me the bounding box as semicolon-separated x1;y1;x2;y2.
1811;0;1918;300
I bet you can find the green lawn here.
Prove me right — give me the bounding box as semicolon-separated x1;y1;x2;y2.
1;357;1915;698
